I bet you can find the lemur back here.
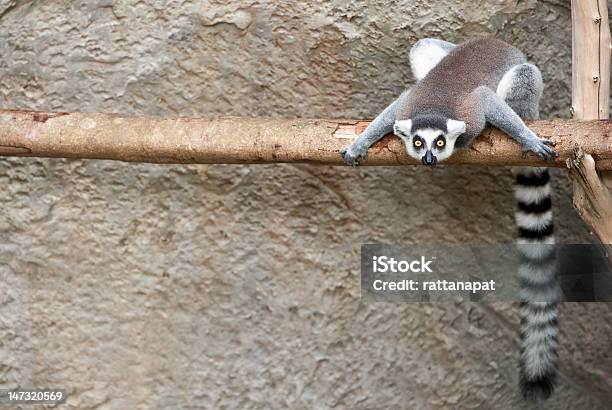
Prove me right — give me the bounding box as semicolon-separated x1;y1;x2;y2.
398;38;526;139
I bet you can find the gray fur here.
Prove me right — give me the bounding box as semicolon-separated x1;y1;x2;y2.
340;38;557;166
459;85;555;158
499;63;543;119
340;91;408;166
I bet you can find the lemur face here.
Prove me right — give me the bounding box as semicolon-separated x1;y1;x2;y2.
393;119;466;166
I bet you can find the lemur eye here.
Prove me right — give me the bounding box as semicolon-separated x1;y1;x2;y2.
413;139;423;148
436;139;445;148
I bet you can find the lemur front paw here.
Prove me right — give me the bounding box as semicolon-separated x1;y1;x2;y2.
520;132;558;161
340;142;369;166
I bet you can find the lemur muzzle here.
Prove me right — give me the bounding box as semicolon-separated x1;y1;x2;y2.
422;150;437;166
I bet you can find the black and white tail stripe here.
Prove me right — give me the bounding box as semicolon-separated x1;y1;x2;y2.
515;167;559;401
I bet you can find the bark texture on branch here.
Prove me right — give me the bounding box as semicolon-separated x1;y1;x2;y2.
0;110;611;170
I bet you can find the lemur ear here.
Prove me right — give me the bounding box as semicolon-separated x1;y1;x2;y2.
446;119;466;137
394;119;412;136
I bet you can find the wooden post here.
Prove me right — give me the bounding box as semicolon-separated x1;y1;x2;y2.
571;0;610;120
568;0;612;259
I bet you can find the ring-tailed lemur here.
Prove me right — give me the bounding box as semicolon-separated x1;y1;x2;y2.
340;37;559;401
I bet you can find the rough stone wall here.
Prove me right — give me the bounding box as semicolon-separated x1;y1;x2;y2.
0;0;610;409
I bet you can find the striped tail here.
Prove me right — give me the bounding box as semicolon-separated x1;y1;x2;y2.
515;167;559;401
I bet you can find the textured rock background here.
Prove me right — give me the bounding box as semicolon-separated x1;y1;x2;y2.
0;0;611;409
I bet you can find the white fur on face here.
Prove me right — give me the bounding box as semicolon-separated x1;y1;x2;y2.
393;119;465;163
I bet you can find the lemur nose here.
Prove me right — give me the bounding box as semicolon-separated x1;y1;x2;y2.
422;150;436;166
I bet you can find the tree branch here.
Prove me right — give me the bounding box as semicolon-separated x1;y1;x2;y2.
0;110;611;169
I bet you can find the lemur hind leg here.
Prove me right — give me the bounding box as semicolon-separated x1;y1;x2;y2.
494;63;555;159
340;91;408;166
497;63;543;121
472;71;555;160
409;38;456;81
